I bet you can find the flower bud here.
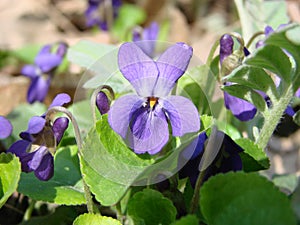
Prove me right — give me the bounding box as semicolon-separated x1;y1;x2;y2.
96;91;110;115
220;34;234;64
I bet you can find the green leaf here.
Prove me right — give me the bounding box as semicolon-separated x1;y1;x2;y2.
245;45;292;84
235;138;270;171
127;189;177;225
171;215;199;225
272;173;298;194
265;23;300;91
0;153;21;208
293;110;300;126
222;84;266;112
80;156;129;206
112;4;146;41
200;172;297;225
224;65;278;100
263;1;289;29
18;146;85;205
73;214;122;225
66;40;117;69
81;115;154;188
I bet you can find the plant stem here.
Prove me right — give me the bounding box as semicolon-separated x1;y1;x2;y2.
206;38;220;67
189;169;206;214
46;106;97;214
22;199;36;221
255;85;294;149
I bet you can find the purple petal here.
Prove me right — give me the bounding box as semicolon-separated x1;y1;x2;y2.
143;22;159;41
108;94;145;139
264;26;274;36
181;132;207;160
285;105;295;116
56;43;68;58
96;91;110;115
23;116;46;135
0;116;13;139
7;140;31;158
28;146;48;170
162;96;200;136
154;43;193;97
49;93;71;108
35;54;62;73
224;91;257;121
118;42;159;97
220;34;234;64
295;87;300;98
220;153;243;172
7;140;33;172
37;45;51;56
34;152;54;181
21;65;40;79
27;76;51;103
128;105;169;154
52;117;69;144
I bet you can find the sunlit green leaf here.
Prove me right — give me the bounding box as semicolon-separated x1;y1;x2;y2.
0;153;21;208
73;213;122;225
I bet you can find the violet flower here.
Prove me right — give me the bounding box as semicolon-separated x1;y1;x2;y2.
132;22;159;57
108;42;200;154
219;34;257;121
85;0;121;31
0;116;13;139
21;43;67;104
8;93;71;181
179;131;243;188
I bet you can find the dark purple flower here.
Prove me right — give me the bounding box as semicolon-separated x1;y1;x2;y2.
85;0;121;31
0;116;13;139
8;93;70;181
132;22;159;57
96;91;110;114
108;42;200;154
21;43;67;104
219;35;257;121
179;131;243;188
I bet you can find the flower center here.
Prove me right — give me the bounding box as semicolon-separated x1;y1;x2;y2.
148;96;159;109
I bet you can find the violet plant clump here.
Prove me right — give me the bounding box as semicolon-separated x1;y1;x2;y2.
21;42;68;104
7;93;70;181
108;42;200;154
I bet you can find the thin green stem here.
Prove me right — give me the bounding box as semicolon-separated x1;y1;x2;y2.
246;31;265;49
22;199;36;221
255;85;294;149
46;106;97;214
189;169;206;214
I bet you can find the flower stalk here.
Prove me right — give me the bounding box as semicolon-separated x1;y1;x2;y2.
45;106;97;214
255;85;294;149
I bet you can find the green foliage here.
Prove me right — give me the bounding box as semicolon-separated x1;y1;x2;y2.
112;4;146;41
0;153;21;208
200;172;296;225
171;215;199;225
73;213;122;225
127;189;177;225
235;138;270;172
18;146;85;205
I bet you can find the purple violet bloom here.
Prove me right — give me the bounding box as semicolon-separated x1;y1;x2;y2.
132;22;159;57
179;131;243;188
85;0;121;31
8;93;71;181
21;43;67;104
108;42;200;155
219;34;257;121
0;116;13;139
